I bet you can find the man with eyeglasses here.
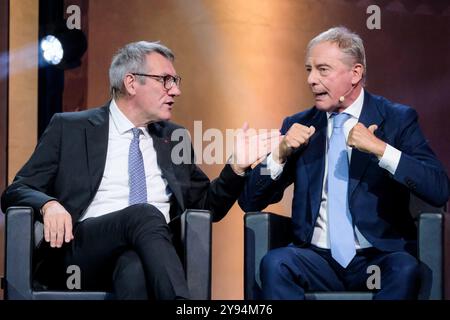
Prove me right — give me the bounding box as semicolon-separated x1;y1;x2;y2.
239;27;449;299
1;41;278;299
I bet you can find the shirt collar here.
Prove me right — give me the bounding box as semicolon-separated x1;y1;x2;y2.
109;100;149;137
327;88;365;120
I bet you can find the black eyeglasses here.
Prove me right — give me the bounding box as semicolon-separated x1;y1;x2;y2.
131;73;181;90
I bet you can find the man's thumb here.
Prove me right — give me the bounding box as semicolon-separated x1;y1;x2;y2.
368;124;378;134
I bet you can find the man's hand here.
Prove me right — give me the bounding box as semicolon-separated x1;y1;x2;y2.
347;123;386;157
272;123;316;164
41;200;74;248
231;122;281;175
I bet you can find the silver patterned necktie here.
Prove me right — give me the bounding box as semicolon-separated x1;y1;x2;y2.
129;128;147;205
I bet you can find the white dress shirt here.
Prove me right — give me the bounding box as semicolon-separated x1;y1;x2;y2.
267;89;402;249
80;100;172;223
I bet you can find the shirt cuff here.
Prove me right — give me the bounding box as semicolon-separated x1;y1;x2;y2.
378;144;401;175
230;165;246;177
226;156;247;177
266;153;286;180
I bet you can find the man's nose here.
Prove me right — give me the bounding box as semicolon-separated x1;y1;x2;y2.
307;70;319;86
168;84;181;96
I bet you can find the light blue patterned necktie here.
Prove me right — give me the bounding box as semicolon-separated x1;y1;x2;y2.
129;128;147;205
328;112;356;268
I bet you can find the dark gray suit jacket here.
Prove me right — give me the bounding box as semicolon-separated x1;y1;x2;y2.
1;103;245;224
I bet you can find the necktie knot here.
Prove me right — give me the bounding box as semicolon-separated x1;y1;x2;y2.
332;112;351;129
131;128;142;140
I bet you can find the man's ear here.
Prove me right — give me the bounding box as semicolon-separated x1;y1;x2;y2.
351;63;364;85
123;74;137;96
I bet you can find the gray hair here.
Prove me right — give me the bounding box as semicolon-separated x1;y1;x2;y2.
307;26;366;82
109;41;175;99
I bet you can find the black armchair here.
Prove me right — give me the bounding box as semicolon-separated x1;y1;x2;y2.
3;207;212;300
244;211;445;300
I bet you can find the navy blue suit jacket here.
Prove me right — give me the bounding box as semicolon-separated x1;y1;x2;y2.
239;91;449;253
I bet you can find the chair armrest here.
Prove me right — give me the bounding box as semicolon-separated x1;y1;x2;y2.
418;212;443;300
445;212;450;300
169;209;212;300
244;212;292;300
4;207;212;300
4;206;34;299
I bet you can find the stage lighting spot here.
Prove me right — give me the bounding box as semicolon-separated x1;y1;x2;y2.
41;35;64;65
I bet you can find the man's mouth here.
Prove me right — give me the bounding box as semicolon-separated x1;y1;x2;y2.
313;91;328;98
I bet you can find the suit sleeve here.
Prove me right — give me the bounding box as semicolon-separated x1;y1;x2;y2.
238;117;296;212
187;161;247;222
1;114;61;214
392;108;449;207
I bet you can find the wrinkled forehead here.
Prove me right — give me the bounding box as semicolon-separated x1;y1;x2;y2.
305;41;352;67
145;52;177;74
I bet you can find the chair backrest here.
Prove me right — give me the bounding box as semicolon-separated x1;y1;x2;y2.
409;193;444;220
244;209;444;300
244;212;292;300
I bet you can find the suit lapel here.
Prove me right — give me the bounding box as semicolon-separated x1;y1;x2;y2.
303;111;327;217
85;106;109;195
149;123;185;212
348;91;385;198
